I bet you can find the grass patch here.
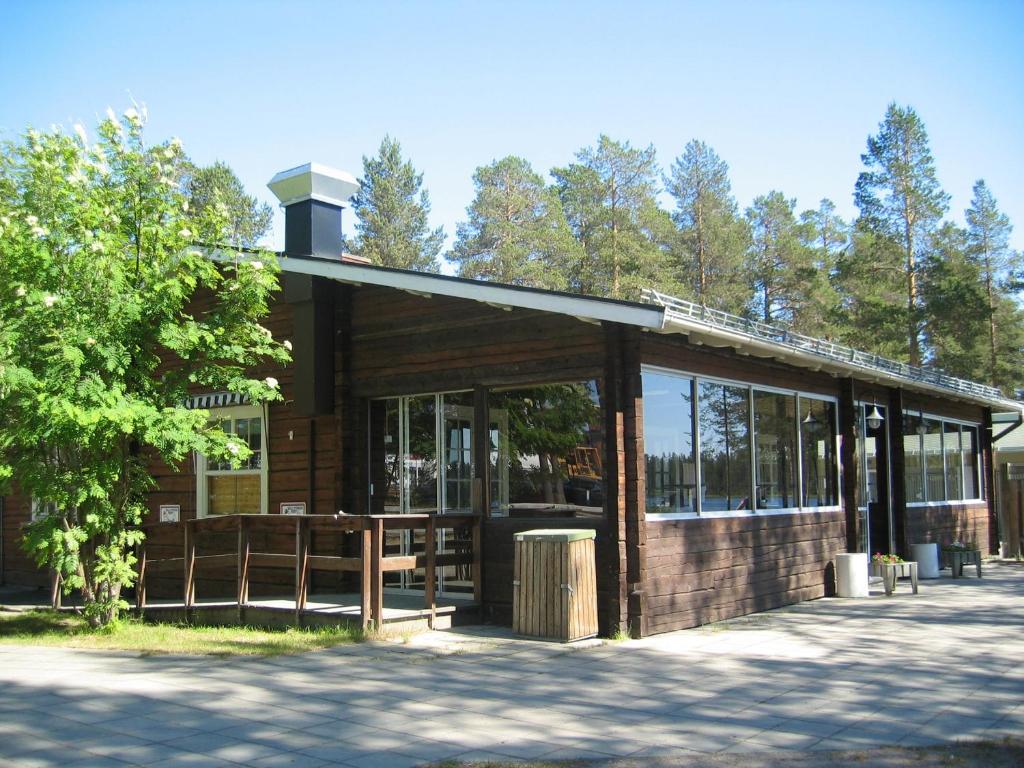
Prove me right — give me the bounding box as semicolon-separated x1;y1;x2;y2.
0;609;361;656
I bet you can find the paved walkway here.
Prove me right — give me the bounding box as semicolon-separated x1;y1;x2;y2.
2;564;1024;767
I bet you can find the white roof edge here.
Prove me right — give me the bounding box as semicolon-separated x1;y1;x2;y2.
277;255;666;329
662;314;1024;414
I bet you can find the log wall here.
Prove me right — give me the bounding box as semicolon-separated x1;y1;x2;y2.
904;501;990;552
643;510;846;634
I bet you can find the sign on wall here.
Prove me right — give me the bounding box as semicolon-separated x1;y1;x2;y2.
281;502;307;516
159;505;180;523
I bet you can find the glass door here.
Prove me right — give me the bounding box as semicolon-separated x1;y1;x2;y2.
368;392;474;595
857;403;893;554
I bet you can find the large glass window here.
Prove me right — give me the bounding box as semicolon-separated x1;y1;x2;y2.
489;381;604;518
903;413;983;503
197;406;267;517
800;398;838;507
753;391;796;510
643;372;696;515
699;382;752;512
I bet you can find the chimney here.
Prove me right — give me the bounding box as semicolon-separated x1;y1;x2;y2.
267;162;359;259
268;163;358;417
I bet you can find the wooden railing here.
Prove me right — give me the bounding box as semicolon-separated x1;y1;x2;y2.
136;513;482;629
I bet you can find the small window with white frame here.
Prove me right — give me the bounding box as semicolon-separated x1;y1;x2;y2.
196;404;268;517
31;498;58;522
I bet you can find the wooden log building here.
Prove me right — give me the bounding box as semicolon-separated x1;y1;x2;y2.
2;162;1021;637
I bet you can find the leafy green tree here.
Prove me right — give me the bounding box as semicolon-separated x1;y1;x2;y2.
449;156;578;289
665;140;750;312
349;136;444;272
552;135;667;299
0;111;287;626
180;160;273;248
745;191;815;325
853;103;950;365
965;179;1021;389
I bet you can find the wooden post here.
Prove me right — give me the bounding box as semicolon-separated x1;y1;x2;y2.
425;516;436;628
295;516;310;620
622;327;646;638
839;377;860;551
360;525;372;630
370;517;384;629
237;517;250;610
136;544;147;611
472;516;482;605
183;520;196;611
604;323;628;636
50;570;61;610
983;408;998;554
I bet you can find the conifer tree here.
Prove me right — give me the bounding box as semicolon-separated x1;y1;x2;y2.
349;136;444;272
797;199;846;338
450;156;579;289
852;104;949;365
552;135;666;299
965;179;1021;389
665;140;750;312
181;160;273;248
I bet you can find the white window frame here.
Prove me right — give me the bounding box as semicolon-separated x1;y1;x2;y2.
641;365;841;521
196;404;269;518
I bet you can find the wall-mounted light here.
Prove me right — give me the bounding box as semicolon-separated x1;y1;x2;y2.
866;404;884;430
916;411;928;436
802;409;818;426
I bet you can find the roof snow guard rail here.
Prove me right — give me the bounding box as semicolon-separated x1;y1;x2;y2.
640;288;1005;402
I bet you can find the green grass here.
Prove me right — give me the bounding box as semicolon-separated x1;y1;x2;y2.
0;609;362;656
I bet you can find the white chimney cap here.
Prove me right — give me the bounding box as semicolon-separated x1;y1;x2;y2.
267;162;359;208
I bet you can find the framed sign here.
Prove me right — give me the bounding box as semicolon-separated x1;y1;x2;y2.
281;502;306;516
159;504;180;523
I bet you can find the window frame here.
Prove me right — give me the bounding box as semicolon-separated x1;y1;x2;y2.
642;365;840;521
196;404;269;518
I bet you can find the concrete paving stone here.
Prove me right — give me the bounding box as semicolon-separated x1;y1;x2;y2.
771;717;848;738
247;753;336;768
447;748;531;763
146;753;244;768
743;729;823;750
342;750;430;768
389;737;476;762
63;755;136;767
5;743;115;768
0;734;67;760
295;743;380;764
169;731;285;762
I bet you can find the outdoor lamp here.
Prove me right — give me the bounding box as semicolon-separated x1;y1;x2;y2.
866;405;884;430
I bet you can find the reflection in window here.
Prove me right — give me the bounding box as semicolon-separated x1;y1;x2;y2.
699;382;751;512
489;382;604;518
200;409;265;517
944;422;963;501
800;398;837;507
903;415;924;503
963;426;979;499
753;391;796;509
923;418;945;502
643;372;696;514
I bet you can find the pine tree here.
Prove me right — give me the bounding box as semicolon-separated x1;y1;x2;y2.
552;135;665;299
744;191;817;327
965;179;1021;389
449;156;579;289
797;199;846;338
665;140;750;312
181;160;273;248
853;103;949;365
349;136;444;271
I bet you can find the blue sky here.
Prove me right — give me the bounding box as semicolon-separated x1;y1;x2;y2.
2;1;1022;267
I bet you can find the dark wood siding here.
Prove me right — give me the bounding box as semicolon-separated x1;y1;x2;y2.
1;492;48;587
643;510;846;634
904;501;989;551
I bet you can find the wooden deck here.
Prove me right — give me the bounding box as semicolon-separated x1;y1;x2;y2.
134;513;482;630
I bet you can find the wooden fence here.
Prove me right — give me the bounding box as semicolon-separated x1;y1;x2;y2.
136;513;481;629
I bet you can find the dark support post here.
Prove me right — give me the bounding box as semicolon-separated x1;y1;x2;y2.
472;385;488;609
983;407;998;554
425;516;436;628
622;328;646;638
888;388;908;557
839;377;860;551
295;517;310;619
603;323;628;636
307;418;317;516
472;516;482;605
183;520;196;611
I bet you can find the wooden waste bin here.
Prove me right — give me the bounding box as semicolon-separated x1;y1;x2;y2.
512;529;597;642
